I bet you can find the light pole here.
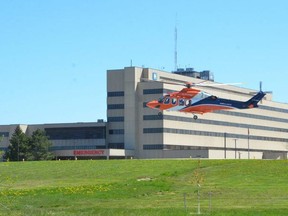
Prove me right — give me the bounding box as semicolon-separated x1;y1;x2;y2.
233;139;238;159
224;132;227;159
248;128;250;159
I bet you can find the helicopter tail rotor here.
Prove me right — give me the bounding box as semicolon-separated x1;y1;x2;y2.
249;81;272;104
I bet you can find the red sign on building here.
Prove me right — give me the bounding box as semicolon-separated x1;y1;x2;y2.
73;150;105;156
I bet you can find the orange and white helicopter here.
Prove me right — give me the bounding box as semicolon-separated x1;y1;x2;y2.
146;80;267;120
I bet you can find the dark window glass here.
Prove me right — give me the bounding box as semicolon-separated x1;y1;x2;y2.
164;97;170;104
109;129;124;135
143;89;174;95
143;144;163;150
107;91;124;97
172;98;177;105
107;104;124;109
179;99;185;106
45;127;106;140
50;145;104;151
143;128;163;133
143;89;164;94
108;117;124;122
143;115;163;120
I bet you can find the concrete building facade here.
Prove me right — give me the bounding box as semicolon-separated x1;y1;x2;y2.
107;67;288;159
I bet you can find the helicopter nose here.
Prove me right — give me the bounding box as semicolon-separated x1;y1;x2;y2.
146;100;160;109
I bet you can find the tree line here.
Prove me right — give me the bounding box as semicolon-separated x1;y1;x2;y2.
5;126;54;161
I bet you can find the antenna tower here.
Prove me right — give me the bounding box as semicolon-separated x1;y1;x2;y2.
174;19;178;71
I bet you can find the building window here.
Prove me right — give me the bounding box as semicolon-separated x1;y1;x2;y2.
107;104;124;109
109;129;124;135
50;145;104;151
259;105;288;114
108;117;124;122
143;127;288;143
143;115;163;120
143;89;164;95
107;91;124;97
143;128;163;133
143;114;288;133
143;88;174;95
45;127;106;140
143;144;163;150
217;110;288;123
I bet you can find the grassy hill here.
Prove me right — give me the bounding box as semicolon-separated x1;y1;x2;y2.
0;159;287;215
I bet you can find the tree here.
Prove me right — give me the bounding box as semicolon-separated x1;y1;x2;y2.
5;126;29;161
26;129;54;161
5;127;54;161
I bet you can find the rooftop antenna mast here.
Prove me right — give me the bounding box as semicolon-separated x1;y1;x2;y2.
174;14;178;71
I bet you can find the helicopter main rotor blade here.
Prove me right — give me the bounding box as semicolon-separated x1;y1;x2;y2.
141;78;243;88
195;82;243;86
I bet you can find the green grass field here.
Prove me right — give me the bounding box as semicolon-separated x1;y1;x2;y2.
0;159;287;215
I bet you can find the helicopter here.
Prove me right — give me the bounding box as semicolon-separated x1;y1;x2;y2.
146;80;267;120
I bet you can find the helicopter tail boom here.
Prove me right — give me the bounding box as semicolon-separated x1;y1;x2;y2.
245;91;266;108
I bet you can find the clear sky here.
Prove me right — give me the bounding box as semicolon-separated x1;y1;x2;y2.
1;0;287;125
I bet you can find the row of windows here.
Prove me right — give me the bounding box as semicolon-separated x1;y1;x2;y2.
143;144;208;150
216;109;288;123
109;129;124;135
143;144;163;150
143;115;163;120
107;91;124;97
108;116;124;122
164;145;208;150
107;104;124;109
259;105;288;114
45;127;106;140
161;97;194;106
143;144;287;153
143;88;173;95
50;144;125;151
143;115;288;133
143;88;164;94
50;145;105;151
143;128;288;143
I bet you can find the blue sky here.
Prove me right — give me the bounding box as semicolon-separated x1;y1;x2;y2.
1;0;287;124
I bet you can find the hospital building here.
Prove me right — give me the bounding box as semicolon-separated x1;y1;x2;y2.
1;67;288;160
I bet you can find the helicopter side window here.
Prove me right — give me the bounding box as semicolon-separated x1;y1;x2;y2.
158;96;164;103
172;98;177;105
179;99;185;106
185;99;192;106
164;97;170;104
